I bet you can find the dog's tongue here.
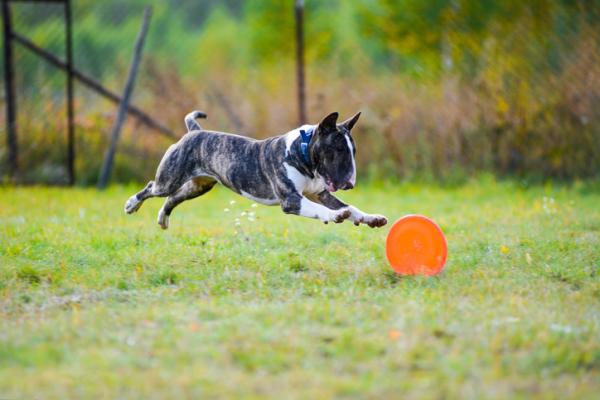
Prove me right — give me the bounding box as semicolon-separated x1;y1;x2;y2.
326;181;337;192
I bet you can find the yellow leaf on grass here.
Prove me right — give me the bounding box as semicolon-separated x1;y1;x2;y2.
388;329;402;341
500;245;510;255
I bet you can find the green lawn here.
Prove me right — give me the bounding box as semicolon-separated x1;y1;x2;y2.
1;178;599;398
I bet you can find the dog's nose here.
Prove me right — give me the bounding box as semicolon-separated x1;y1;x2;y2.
341;181;354;190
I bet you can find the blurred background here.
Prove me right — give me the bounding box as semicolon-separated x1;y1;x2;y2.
1;0;599;185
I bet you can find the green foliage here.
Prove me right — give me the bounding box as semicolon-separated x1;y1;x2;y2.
148;271;179;286
16;266;42;285
0;182;599;397
3;0;600;182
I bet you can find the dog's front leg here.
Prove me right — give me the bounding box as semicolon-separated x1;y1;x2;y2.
281;192;350;224
317;191;388;228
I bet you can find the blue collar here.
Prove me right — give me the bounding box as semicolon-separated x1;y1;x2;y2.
299;126;314;163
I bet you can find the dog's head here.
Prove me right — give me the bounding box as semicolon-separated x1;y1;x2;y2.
311;111;361;192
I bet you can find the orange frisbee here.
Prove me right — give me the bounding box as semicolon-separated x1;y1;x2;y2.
385;215;448;276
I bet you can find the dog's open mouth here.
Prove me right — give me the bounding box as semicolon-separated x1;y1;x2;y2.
325;178;337;192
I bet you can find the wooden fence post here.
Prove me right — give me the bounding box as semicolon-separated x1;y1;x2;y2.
98;7;152;189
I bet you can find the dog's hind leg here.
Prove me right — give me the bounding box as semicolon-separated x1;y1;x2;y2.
124;176;180;214
126;131;209;216
184;110;207;132
125;181;156;214
157;176;217;229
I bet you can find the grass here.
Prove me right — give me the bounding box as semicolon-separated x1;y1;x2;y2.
0;177;599;398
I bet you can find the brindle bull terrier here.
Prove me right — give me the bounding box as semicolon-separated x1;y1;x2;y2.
125;110;387;230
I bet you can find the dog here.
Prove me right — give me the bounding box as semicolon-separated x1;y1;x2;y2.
124;110;387;230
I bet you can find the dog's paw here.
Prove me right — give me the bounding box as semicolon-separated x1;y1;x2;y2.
365;214;388;228
353;213;387;228
323;208;351;224
157;209;169;230
124;195;142;214
333;208;352;223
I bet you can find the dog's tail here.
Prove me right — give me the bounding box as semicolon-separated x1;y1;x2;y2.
185;110;207;132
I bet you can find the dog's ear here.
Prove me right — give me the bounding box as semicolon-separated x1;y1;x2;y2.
317;112;339;133
340;111;361;131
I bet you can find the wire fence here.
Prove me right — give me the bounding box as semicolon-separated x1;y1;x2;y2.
3;0;70;183
2;1;600;184
1;0;190;184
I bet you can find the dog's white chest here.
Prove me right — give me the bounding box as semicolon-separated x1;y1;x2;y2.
302;176;326;195
284;162;325;195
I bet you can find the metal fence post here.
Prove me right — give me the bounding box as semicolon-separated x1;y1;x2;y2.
65;0;75;185
2;0;18;181
295;0;306;125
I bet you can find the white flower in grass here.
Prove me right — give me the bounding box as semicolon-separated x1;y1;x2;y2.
224;208;230;212
542;196;557;214
234;218;241;226
251;203;258;208
241;211;247;217
229;200;236;205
